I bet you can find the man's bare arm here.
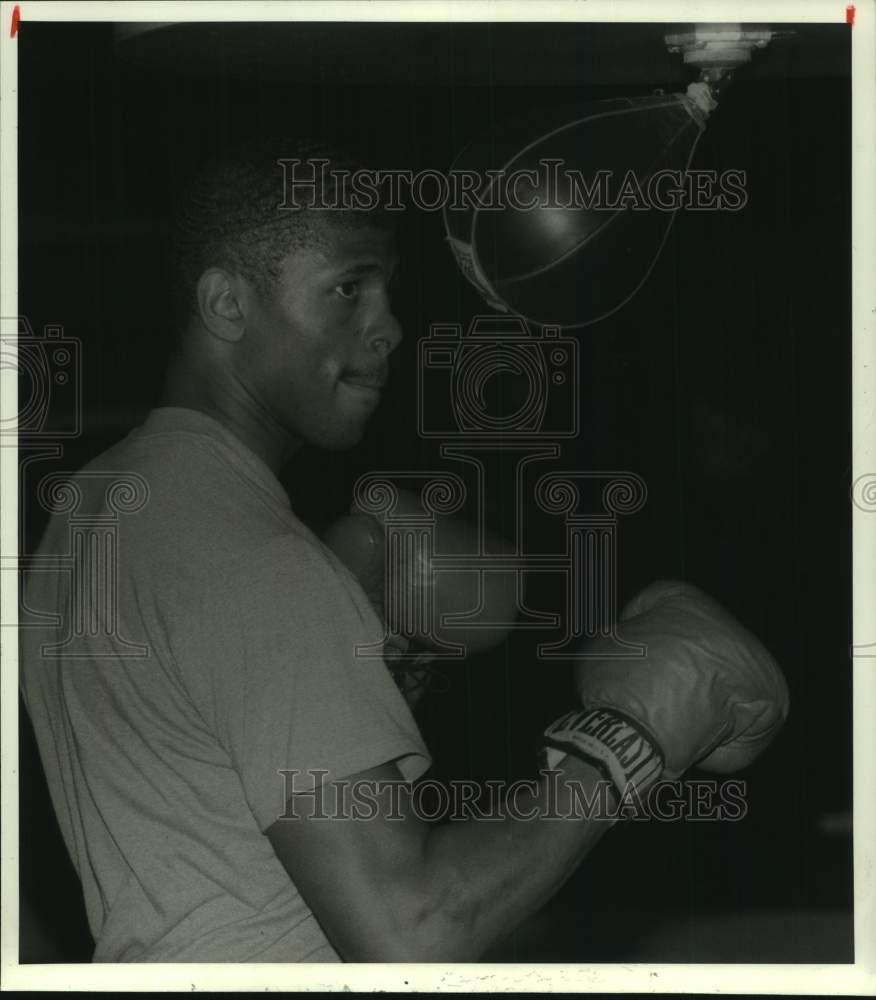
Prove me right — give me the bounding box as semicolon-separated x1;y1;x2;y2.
267;578;790;962
266;757;613;962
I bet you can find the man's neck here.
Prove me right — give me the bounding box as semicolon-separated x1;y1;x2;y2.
159;351;300;475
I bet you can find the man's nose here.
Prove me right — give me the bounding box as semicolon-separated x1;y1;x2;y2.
364;305;403;360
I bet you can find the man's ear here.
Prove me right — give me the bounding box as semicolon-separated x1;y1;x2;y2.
196;268;247;343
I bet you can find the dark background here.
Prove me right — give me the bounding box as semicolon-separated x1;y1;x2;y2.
17;21;852;962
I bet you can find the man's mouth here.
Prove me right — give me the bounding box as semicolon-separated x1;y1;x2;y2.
338;368;388;408
340;369;388;392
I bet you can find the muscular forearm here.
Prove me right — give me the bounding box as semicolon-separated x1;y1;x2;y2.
271;577;788;963
383;756;615;962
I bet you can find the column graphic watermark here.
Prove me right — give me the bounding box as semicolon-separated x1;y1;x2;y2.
22;472;151;658
3;316;151;659
349;313;647;661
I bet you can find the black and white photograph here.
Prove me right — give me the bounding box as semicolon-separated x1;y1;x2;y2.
2;1;874;992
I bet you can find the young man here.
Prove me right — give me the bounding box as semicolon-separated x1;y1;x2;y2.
19;138;788;963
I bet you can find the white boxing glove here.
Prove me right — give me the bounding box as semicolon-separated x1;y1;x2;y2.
545;580;790;797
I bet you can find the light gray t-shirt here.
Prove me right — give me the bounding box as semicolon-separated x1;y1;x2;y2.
19;407;431;962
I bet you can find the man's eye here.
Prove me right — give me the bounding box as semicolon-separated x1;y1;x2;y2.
335;281;360;300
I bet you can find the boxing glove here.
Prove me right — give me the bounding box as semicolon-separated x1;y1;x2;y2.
324;488;518;655
546;579;789;795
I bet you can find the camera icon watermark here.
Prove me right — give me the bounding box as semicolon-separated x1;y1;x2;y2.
0;316;82;443
342;310;648;666
417;315;578;440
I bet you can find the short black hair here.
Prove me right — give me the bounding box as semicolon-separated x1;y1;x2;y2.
166;136;387;335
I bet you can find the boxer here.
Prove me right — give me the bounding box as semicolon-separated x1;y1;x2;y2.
20;136;789;963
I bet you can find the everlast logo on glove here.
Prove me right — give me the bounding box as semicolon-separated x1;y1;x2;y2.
543;707;665;799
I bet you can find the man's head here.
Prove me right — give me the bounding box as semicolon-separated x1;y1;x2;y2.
166;137;402;455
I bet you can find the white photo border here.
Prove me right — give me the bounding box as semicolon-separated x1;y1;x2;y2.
1;0;873;993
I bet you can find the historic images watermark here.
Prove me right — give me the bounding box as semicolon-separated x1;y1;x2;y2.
277;769;749;824
349;313;648;662
3;315;151;657
277;159;748;214
21;471;152;658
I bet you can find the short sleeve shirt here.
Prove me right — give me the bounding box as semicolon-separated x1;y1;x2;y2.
19;407;431;962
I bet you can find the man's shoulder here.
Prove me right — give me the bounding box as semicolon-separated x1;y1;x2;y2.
81;412;237;487
74;423;238;524
42;412;296;573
